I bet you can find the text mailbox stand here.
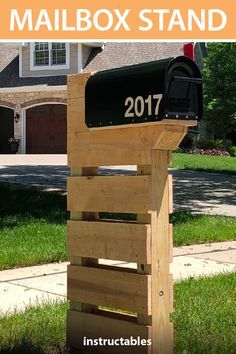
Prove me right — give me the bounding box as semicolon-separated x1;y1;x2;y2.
67;57;202;353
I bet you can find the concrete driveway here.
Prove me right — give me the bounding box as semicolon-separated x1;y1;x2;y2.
0;154;235;216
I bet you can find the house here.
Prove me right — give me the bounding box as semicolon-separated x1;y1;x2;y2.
0;42;206;154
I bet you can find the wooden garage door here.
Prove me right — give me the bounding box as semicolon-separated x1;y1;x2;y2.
26;104;67;154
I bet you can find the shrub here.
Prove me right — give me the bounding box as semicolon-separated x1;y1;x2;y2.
174;147;183;153
214;139;233;151
228;146;236;157
197;139;235;155
188;149;230;156
197;139;217;150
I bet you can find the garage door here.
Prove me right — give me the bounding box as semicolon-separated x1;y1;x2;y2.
0;107;14;153
26;104;67;154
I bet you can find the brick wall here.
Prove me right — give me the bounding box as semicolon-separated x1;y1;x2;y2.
0;89;67;153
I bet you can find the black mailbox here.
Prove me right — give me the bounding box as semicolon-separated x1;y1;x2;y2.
85;56;203;128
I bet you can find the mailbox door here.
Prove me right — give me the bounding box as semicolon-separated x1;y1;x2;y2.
165;56;203;120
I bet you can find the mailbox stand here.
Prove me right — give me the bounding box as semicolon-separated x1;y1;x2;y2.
67;67;199;353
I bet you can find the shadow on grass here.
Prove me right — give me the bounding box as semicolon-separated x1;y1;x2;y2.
170;210;204;224
0;183;67;224
100;210;208;225
0;341;68;354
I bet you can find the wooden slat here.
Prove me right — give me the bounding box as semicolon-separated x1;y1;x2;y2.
68;125;164;167
151;150;173;354
69;167;99;315
68;265;151;315
169;322;174;354
137;165;152;327
68;220;151;264
67;310;151;353
169;274;174;313
67;175;150;213
168;174;173;214
168;224;173;263
68;125;189;167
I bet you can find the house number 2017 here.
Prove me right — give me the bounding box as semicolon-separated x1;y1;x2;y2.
124;94;163;118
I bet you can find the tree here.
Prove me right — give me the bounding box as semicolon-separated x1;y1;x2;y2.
203;43;236;146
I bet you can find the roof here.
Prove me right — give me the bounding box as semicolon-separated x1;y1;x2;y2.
84;42;184;72
0;45;66;88
0;42;203;89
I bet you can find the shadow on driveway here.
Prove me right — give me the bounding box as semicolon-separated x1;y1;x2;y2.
0;165;235;215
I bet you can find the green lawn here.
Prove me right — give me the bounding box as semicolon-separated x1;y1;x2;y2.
0;183;68;270
171;211;236;246
0;183;235;270
0;273;235;353
172;153;236;174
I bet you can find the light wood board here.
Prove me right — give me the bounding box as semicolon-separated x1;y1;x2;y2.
68;265;151;315
68;220;151;264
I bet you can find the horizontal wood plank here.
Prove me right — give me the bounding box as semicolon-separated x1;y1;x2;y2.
67;310;151;353
68;124;192;168
68;265;151;315
68;220;151;264
67;176;150;213
68;125;164;167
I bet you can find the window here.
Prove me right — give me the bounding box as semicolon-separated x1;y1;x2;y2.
31;42;70;70
52;43;66;65
34;42;49;66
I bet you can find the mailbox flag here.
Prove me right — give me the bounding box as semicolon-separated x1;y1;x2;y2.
184;43;195;60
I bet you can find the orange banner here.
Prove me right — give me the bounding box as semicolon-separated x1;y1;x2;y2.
0;0;235;40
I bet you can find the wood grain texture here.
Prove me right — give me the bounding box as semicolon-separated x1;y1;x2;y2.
69;167;98;314
68;220;151;264
67;73;93;100
153;125;187;150
67;175;150;213
68;125;164;167
168;224;173;263
68;124;189;167
68;265;151;315
67;97;88;133
168;174;173;214
150;149;173;354
169;274;174;314
137;165;152;327
67;310;151;353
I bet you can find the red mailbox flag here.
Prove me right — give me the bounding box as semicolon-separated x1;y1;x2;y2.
184;42;195;60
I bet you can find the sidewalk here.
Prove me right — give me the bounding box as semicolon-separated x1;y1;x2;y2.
0;241;235;317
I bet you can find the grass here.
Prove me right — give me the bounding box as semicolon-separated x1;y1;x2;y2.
171;211;236;246
171;153;236;174
173;273;236;353
0;217;67;270
0;273;235;353
0;301;69;354
0;183;235;270
0;183;67;270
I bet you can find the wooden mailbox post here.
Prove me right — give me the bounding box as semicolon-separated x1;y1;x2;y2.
67;57;202;353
